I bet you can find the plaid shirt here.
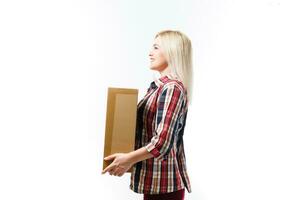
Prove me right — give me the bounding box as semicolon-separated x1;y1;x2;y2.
130;74;192;194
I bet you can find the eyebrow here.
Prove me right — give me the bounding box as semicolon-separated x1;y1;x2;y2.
153;43;160;47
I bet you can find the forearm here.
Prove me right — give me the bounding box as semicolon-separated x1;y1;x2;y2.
127;147;154;164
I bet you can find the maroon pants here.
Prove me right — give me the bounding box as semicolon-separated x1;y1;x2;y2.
143;189;185;200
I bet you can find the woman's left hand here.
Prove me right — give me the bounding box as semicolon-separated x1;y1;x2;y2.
102;153;133;177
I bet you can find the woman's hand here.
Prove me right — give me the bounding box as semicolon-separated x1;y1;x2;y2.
102;153;133;177
102;147;153;176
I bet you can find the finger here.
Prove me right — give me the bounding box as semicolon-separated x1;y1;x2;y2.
115;167;126;177
110;166;119;176
116;170;125;177
104;153;117;161
102;163;116;174
113;167;122;176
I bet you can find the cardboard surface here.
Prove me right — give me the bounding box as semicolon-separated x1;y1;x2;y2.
103;87;138;173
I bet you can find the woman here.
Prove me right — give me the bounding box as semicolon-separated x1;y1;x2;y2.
102;30;193;200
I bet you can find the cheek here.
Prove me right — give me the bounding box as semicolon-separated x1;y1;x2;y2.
157;53;167;64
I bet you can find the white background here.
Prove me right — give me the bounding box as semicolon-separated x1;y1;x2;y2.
0;0;299;199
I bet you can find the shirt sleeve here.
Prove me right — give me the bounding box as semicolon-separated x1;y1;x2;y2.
145;82;185;161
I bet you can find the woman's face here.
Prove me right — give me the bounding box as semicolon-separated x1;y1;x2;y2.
149;37;168;72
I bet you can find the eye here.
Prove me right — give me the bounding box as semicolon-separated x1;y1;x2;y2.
154;46;158;49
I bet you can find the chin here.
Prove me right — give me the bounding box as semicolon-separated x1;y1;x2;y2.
149;65;156;70
149;63;163;71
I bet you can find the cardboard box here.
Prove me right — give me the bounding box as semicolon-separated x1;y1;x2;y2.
102;87;138;173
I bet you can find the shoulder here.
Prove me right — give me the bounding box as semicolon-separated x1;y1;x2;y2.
157;79;187;104
160;79;186;95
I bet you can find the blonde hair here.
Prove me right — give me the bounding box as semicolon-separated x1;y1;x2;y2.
155;30;194;106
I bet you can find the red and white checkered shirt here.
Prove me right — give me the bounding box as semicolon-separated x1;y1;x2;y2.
130;74;192;194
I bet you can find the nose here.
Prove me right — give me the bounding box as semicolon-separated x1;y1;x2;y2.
149;48;154;57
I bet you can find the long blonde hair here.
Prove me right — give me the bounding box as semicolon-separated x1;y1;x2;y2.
155;30;194;106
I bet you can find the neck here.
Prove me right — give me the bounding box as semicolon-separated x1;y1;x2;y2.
159;66;172;77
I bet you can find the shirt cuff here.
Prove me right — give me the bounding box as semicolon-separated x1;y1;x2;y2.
145;141;161;159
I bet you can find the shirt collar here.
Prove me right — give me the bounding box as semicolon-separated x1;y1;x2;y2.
150;74;178;89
